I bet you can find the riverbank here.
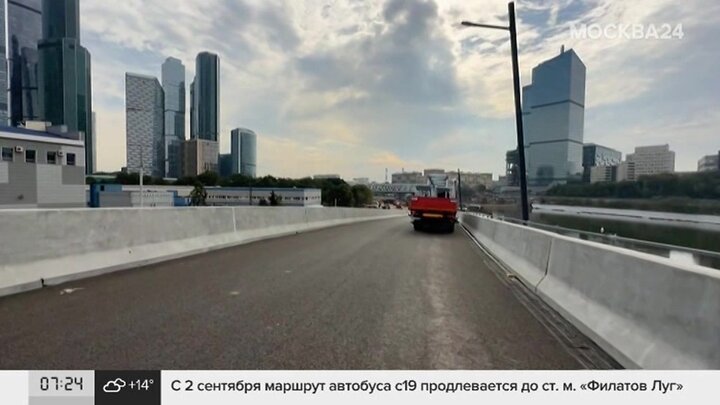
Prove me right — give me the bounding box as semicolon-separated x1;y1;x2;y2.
536;197;720;215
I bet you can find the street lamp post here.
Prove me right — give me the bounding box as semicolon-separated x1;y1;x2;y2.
462;1;530;222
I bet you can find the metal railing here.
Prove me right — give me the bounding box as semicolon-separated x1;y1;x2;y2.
462;212;720;271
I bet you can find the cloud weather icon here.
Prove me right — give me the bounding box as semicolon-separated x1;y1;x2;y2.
103;378;127;393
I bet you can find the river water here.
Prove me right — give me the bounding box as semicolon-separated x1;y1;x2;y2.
527;205;720;270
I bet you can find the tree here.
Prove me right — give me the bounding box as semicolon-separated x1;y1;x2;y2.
189;182;208;206
197;171;219;187
258;198;269;206
269;191;280;206
175;176;197;186
321;180;353;206
351;185;374;207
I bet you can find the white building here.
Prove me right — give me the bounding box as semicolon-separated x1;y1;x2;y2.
626;144;675;178
0;124;86;208
97;191;174;208
205;188;322;207
523;48;586;186
616;161;637;182
590;165;615;183
698;153;719;172
126;73;165;177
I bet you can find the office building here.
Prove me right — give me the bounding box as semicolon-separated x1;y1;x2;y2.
583;144;622;182
189;78;195;139
0;1;6;123
125;73;164;177
231;128;257;178
423;169;445;176
313;174;341;180
37;0;93;174
392;171;423;184
7;0;43;126
589;165;617;183
90;111;96;173
182;138;218;176
218;153;232;178
161;57;185;178
523;48;586;186
505;149;519;186
626;144;675;178
0;123;85;208
448;172;493;189
192;52;219;141
616;160;636;182
698;153;719;172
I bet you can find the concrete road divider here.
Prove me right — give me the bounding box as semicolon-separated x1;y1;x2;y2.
459;213;553;289
460;212;720;369
0;207;403;298
539;235;720;369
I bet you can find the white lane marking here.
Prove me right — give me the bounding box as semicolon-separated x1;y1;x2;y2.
60;288;84;295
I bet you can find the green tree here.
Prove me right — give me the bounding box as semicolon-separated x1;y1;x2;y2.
189;182;208;206
197;171;219;186
321;180;353;206
269;191;280;206
350;184;374;207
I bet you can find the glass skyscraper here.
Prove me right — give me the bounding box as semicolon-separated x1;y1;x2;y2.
0;0;7;124
7;0;43;126
582;144;622;182
231;128;257;178
523;48;586;187
192;52;219;141
126;73;165;178
37;0;93;174
161;57;185;178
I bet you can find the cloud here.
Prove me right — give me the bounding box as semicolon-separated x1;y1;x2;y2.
102;379;126;393
82;0;720;178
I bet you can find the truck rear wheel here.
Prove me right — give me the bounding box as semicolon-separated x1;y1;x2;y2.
413;222;421;231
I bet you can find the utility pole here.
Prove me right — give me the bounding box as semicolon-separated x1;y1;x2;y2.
508;2;530;222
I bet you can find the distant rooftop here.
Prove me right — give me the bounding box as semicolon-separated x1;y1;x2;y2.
0;125;82;142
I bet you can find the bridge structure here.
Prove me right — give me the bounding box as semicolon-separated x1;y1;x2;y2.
0;206;717;369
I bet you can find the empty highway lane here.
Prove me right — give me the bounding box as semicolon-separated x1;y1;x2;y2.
0;217;583;369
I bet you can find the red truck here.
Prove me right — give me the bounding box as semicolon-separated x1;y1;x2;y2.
408;196;458;233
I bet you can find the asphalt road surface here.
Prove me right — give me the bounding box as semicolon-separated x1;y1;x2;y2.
0;217;584;369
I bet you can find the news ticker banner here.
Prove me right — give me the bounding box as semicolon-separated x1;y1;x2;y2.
1;370;718;405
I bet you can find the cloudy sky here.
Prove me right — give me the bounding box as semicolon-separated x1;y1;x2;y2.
83;0;720;181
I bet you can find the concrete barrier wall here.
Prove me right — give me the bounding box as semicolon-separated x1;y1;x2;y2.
0;207;402;297
459;213;553;288
539;236;720;369
460;212;720;369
